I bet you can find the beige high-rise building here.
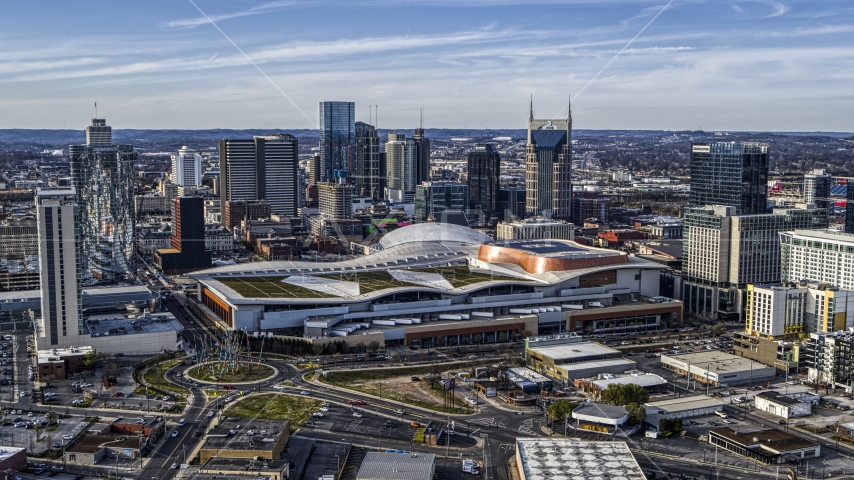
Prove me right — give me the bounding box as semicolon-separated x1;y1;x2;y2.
525;99;572;220
682;204;826;322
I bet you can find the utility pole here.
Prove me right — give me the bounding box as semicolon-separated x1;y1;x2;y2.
446;416;450;458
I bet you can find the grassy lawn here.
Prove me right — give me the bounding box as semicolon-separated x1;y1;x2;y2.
318;362;487;413
409;265;519;288
187;362;274;383
796;424;828;434
314;271;420;294
223;393;321;433
217;276;337;299
143;358;190;396
320;365;446;384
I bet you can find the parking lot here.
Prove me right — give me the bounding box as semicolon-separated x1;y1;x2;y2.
681;413;742;436
0;412;92;454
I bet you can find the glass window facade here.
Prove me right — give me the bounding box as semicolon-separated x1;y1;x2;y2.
319;101;355;183
690;142;769;215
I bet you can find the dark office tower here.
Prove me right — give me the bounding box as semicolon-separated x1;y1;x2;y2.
155;196;212;275
69;118;135;283
297;167;306;208
498;187;526;221
219;139;257;203
467;144;501;216
224;200;271;230
219;134;298;217
526;99;572;220
571;192;609;225
689;142;769;215
412;127;431;186
319;101;355;183
354;121;383;199
846;184;854;234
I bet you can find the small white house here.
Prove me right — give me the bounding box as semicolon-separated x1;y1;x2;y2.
754;391;819;419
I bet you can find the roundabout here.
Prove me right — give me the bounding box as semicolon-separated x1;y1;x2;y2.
185;361;278;384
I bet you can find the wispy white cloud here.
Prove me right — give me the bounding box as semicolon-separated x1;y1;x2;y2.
165;1;300;28
764;1;789;18
731;0;790;19
760;24;854;37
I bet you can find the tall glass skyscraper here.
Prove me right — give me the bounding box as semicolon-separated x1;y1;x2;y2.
319;101;355;182
467;144;501;215
353;121;383;199
689;142;769;215
69;118;136;283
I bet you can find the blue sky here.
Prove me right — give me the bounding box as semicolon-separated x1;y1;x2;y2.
1;0;852;131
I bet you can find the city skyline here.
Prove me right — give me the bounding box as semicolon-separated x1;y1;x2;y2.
0;1;852;131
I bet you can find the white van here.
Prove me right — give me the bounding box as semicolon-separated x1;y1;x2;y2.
714;411;728;418
178;419;186;427
588;302;605;308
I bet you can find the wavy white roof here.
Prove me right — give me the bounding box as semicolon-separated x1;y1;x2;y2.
378;223;491;250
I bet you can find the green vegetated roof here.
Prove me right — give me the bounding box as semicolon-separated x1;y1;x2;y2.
409;265;522;288
313;270;421;294
217;276;337;299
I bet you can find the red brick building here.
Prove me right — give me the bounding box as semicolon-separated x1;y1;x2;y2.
598;229;646;247
0;447;27;479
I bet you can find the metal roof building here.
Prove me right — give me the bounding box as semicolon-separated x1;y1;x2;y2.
514;438;645;480
187;222;675;342
355;452;435;480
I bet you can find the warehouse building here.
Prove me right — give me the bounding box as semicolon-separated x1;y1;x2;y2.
709;427;819;465
553;359;638;383
524;333;630;383
754;391;819;419
660;351;776;387
355;452;435;480
574;372;668;398
644;395;724;431
506;367;552;393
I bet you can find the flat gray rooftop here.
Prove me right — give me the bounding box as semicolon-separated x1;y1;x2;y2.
356;452;435;480
527;341;621;361
572;403;628;420
200;457;289;473
86;313;182;336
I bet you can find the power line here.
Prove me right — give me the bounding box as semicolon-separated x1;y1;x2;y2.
187;0;315;128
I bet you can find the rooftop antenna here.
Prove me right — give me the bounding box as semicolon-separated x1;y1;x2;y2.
95;101;98;119
369;105;372;126
420;107;423;129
